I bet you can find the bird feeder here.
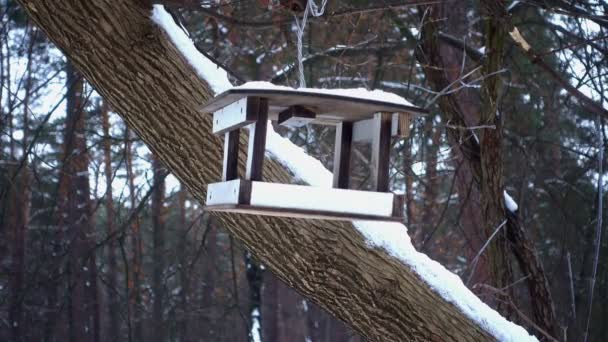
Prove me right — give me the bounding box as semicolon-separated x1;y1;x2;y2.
200;84;427;222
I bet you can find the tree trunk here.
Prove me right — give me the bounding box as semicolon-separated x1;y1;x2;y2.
403;139;416;229
478;4;513;314
276;280;308;342
200;215;216;341
416;1;557;337
101;101;121;342
7;24;34;341
544;88;562;179
262;272;279;342
418;116;442;246
124;126;144;342
57;62;99;342
176;184;189;342
417;1;490;285
16;0;510;340
151;154;166;342
245;251;263;342
6;166;29;342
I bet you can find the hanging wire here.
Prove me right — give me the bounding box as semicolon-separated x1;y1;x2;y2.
294;0;328;88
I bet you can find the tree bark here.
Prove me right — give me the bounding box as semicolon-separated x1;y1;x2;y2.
57;62;99;342
16;0;506;340
245;251;263;341
416;1;556;337
478;3;513;315
415;3;490;278
7;24;34;341
419;116;442;246
124;126;144;342
151;154;166;342
200;215;216;340
101;101;121;342
403;140;417;229
262;273;310;342
176;184;190;342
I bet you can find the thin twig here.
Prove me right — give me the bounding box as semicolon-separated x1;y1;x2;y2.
466;219;507;286
445;124;496;131
475;284;559;342
566;252;576;320
583;115;604;342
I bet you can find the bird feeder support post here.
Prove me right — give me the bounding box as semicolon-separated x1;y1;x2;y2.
372;112;392;192
333;121;353;189
222;130;240;181
245;97;269;181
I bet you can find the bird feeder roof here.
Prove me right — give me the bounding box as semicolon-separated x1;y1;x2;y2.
200;81;427;123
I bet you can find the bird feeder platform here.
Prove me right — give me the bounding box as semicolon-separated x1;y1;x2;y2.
200;83;427;222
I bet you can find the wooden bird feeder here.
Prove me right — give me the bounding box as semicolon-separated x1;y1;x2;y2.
200;85;427;222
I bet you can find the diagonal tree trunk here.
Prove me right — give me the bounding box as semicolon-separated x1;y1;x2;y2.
15;0;521;340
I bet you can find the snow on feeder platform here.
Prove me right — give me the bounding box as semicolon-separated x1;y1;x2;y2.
200;82;427;222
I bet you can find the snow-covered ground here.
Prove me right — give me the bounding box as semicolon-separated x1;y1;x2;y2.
152;6;537;341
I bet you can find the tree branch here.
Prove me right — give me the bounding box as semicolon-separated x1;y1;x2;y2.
436;19;608;119
505;23;608;119
152;0;446;29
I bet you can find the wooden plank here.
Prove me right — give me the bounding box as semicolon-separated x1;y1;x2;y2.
249;181;394;217
222;129;240;181
246;97;269;181
393;112;412;138
206;179;251;206
333;121;353;189
201;88;428;124
212;97;257;134
203;204;403;222
392;194;405;218
371;112;392;192
278;105;316;127
207;181;396;218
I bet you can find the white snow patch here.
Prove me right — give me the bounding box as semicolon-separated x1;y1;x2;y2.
152;5;537;341
151;6;232;93
353;221;534;341
250;308;261;342
504;190;519;212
